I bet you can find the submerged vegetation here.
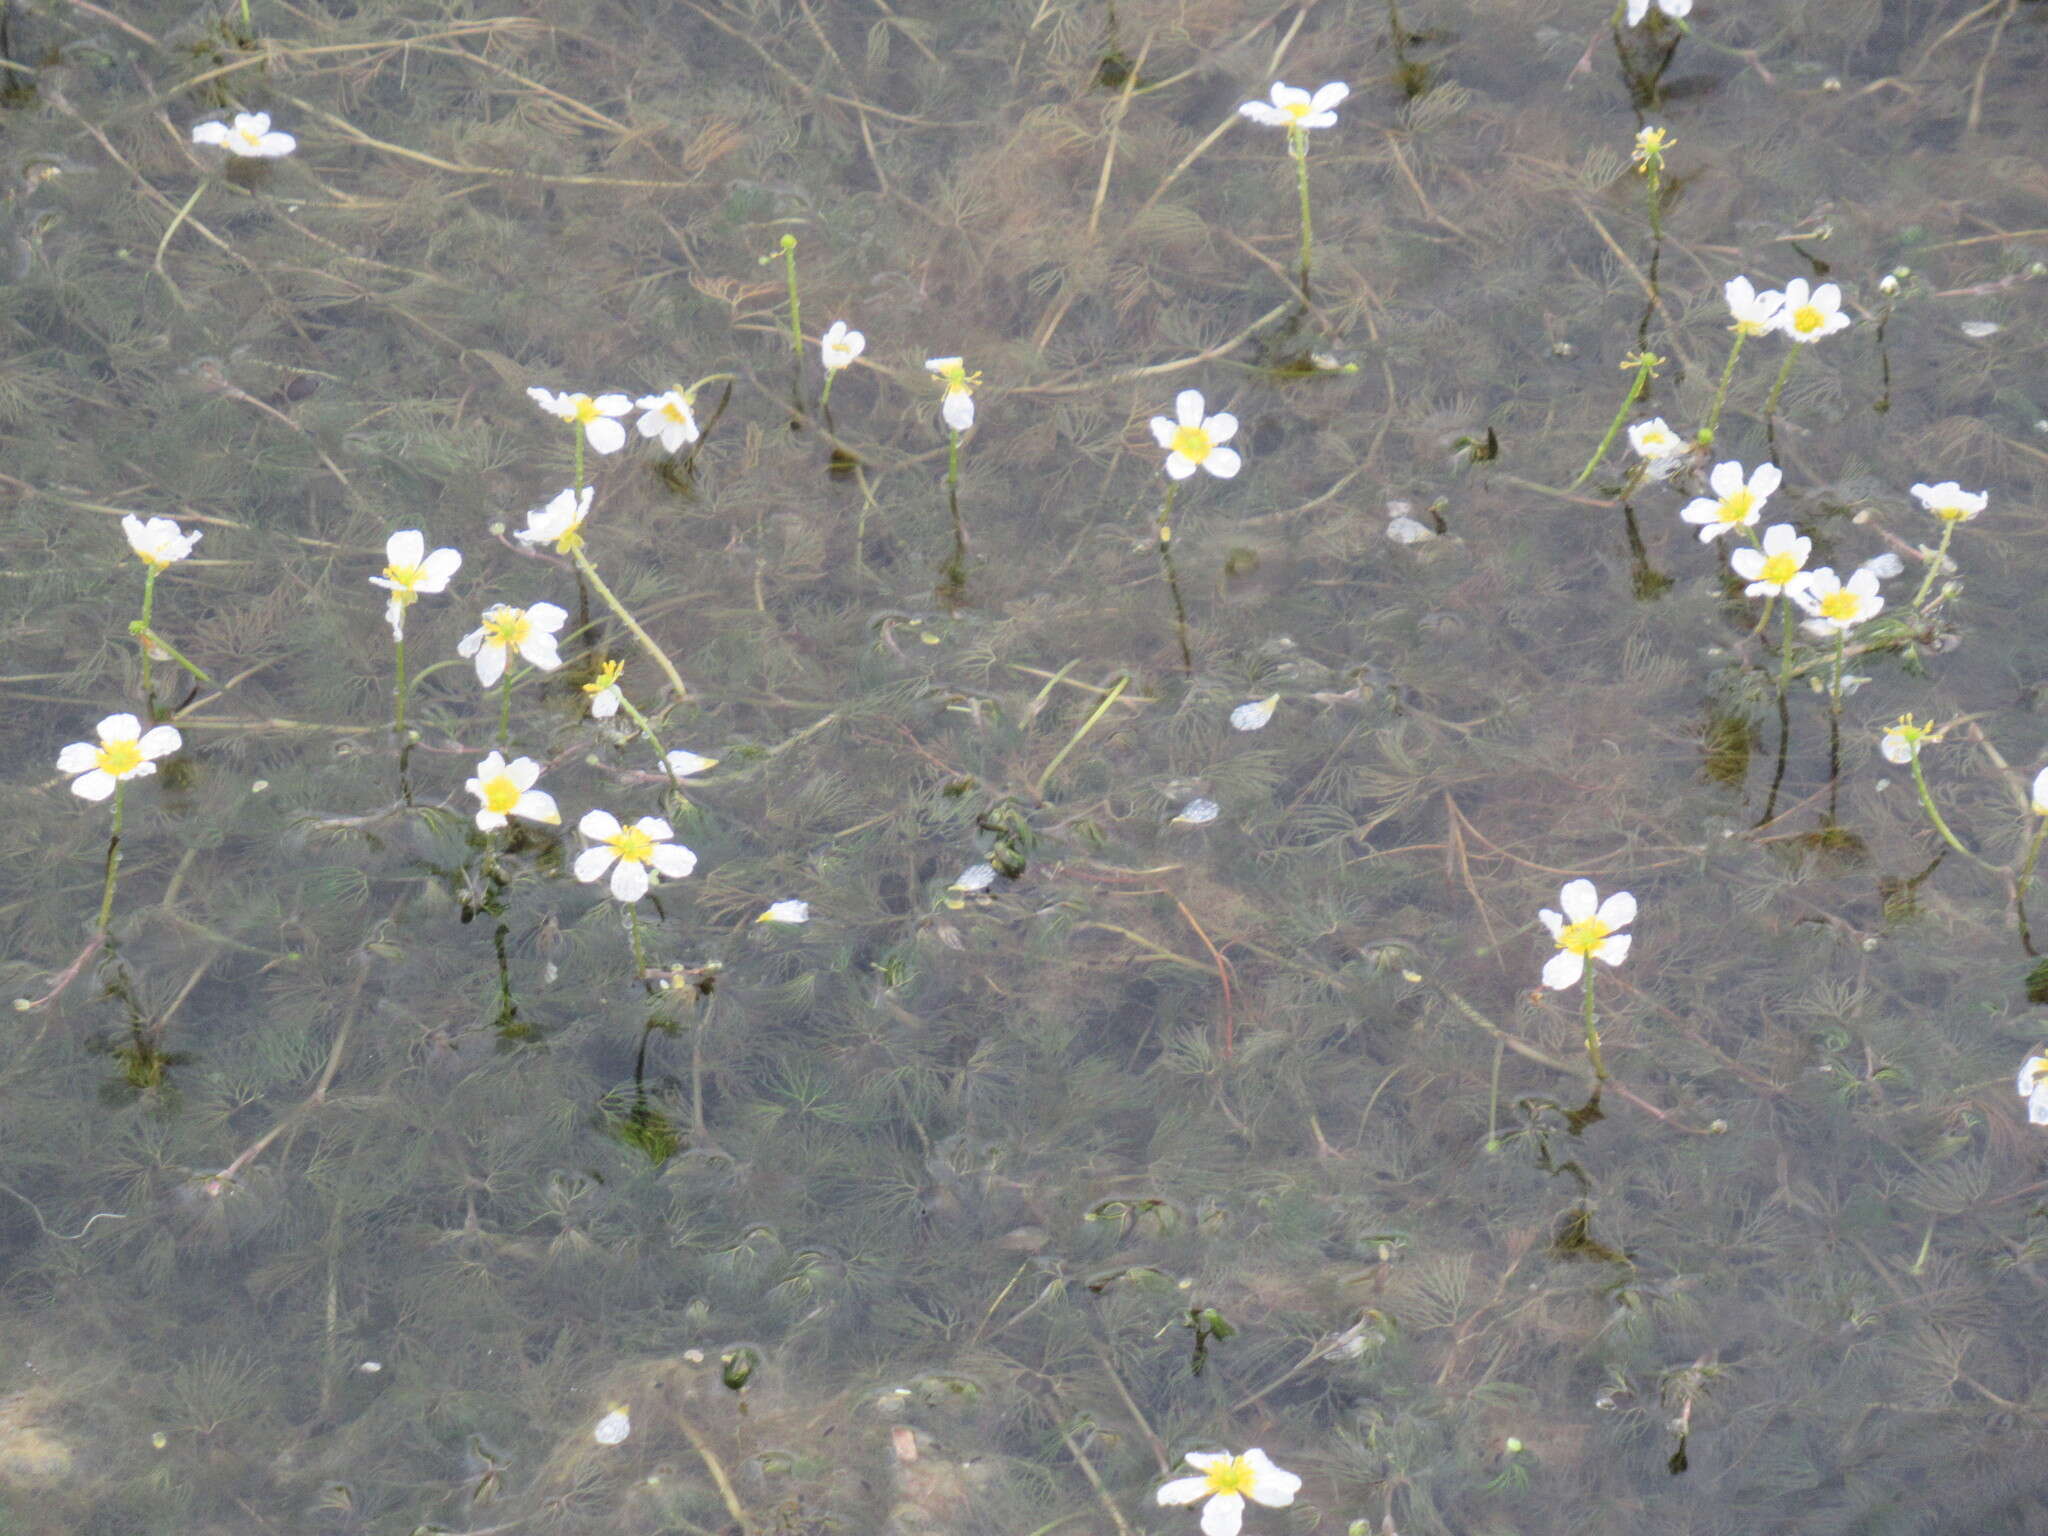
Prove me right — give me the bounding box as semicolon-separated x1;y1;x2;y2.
0;0;2045;1531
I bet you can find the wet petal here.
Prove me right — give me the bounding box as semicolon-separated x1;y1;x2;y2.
1558;879;1597;923
1541;948;1585;990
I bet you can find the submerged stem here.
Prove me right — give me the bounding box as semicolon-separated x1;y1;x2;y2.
571;547;690;704
1581;964;1608;1081
1571;352;1660;489
1763;345;1799;459
1909;520;1957;612
1290;126;1314;299
1698;330;1746;445
97;782;125;933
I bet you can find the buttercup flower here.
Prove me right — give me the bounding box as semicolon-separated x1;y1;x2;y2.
1793;567;1884;634
593;1406;632;1446
1879;713;1932;766
635;390;700;454
465;752;560;831
1627;417;1685;479
1631;125;1673;172
584;658;625;719
1230;695;1279;732
515;486;593;555
57;713;181;802
1680;459;1781;542
191;112;295;158
458;602;567;686
1774;279;1851;344
527;388;631;454
1909;481;1988;523
1538;878;1635;991
665;748;719;778
757;899;810;924
925;357;977;432
1150;390;1242;481
369;530;462;640
2017;1052;2048;1126
574;810;696;903
1625;0;1692;23
1728;523;1812;598
821;321;865;372
1238;82;1349;130
122;514;202;570
1724;276;1784;337
1156;1448;1301;1536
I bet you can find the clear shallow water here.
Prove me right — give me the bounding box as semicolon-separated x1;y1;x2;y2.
1;0;2046;1531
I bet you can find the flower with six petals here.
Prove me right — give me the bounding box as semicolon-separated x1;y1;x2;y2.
574;810;697;903
1155;1448;1301;1536
57;713;181;802
1538;878;1635;991
465;752;561;831
458;602;567;686
1150;390;1242;481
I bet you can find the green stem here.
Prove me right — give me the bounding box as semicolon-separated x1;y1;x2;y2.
97;783;125;933
1155;481;1192;672
943;429;969;589
1777;580;1796;698
1763;345;1799;457
573;423;586;495
1644;165;1662;241
1907;753;1997;870
628;904;649;983
138;566;159;712
393;632;413;802
571;547;691;704
1697;330;1746;445
499;667;513;749
612;690;678;791
2014;820;2048;954
1034;675;1130;799
1581;964;1607;1081
1290;127;1314;299
1909;520;1957;612
1569;354;1658;489
780;234;801;355
819;371;837;414
240;0;252;31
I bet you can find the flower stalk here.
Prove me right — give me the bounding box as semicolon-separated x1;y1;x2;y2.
1571;350;1663;489
570;547;690;705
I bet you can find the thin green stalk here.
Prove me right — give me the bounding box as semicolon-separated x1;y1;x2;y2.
1582;965;1607;1081
819;370;839;414
1697;330;1746;446
1034;675;1130;799
240;0;252;31
1570;351;1662;489
499;667;513;749
1154;481;1192;672
944;428;969;589
570;547;690;704
1906;753;1997;871
393;632;413;802
1763;345;1799;457
1909;520;1957;611
1777;582;1796;697
779;234;801;355
2014;819;2048;954
137;566;159;710
97;783;125;932
628;904;649;983
1290;126;1314;298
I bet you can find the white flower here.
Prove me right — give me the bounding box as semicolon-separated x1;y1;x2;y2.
1156;1449;1301;1536
1680;460;1781;542
593;1406;632;1446
1238;82;1349;131
191;112;295;158
2033;766;2048;816
1173;797;1221;825
1625;0;1692;22
635;390;700;454
1792;566;1883;634
458;602;567;686
1858;551;1905;581
665;749;719;778
465;752;561;831
1723;276;1783;337
1230;695;1279;732
1728;523;1811;598
1150;390;1242;481
951;863;998;892
583;659;625;719
925;357;977;432
527;387;631;454
369;530;462;641
1627;417;1683;462
1774;279;1851;344
1909;481;1987;523
1877;714;1931;767
515;486;593;554
2017;1052;2048;1126
57;713;181;802
122;514;202;570
574;810;696;903
821;321;865;372
757;900;810;925
1538;878;1635;991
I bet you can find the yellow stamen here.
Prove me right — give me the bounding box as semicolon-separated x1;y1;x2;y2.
611;827;656;865
384;562;425;592
481;775;521;814
1716;490;1754;524
1171;425;1213;464
1202;1457;1257;1497
1791;304;1824;335
1818;590;1860;621
584;660;624;696
95;739;144;777
1759;552;1799;586
1556;916;1611;956
484;610;533;649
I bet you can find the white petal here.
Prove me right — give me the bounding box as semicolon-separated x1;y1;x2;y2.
1241;1450;1301;1506
385;529;425;568
573;845;617;884
579;808;623;841
1538;907;1564;939
1594;933;1632;967
667;750;718;777
1157;1476;1212;1507
610;858;650;903
2031;766;2048;815
97;713;143;744
1204;412;1239;445
584;417;626;455
1298;111;1339;128
1558;878;1597;923
191;121;231;146
56;742;97;774
419;547;462;587
1204;447;1242;479
1595;891;1635;932
1201;1491;1245;1536
71;769;117;802
1149;416;1179;450
136;725;183;760
472;642;507;687
634;816;675;842
1239;102;1290;126
1269;84;1311;111
1176;390;1206;427
651;843;697;879
2031;1083;2048;1126
592;394;632;416
1182;1453;1227;1471
1230;696;1277;731
1164;453;1198;480
527;602;569;633
1541;949;1585;990
1308;82;1350;113
514;790;561;825
518;632;563;672
1679;499;1719;526
1728;548;1765;581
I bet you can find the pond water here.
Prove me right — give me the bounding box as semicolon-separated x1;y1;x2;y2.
1;0;2045;1531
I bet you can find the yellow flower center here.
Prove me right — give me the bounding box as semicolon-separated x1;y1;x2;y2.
481;774;521;814
1640;430;1674;453
1557;916;1611;956
658;400;690;425
234;125;263;150
1791;304;1825;335
1283;99;1313;123
95;739;144;778
1758;552;1800;586
611;826;656;865
1716;490;1754;524
384;561;425;593
569;396;603;424
585;660;624;696
484;610;532;649
1933;502;1970;522
1171;425;1213;463
1203;1457;1258;1497
1818;589;1861;621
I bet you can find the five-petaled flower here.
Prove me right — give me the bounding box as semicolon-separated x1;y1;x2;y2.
465;752;561;831
1792;567;1883;634
370;529;462;641
1538;878;1635;991
1909;481;1987;523
574;810;697;902
1723;276;1784;337
2017;1052;2048;1127
1728;522;1811;598
458;602;567;686
57;713;181;802
1238;82;1349;131
527;388;631;454
636;390;700;454
516;486;593;555
191;112;296;158
1151;390;1242;481
1155;1449;1301;1536
821;321;865;372
123;514;202;570
1681;460;1781;542
584;658;625;719
1625;0;1692;24
1773;279;1851;344
925;357;977;432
